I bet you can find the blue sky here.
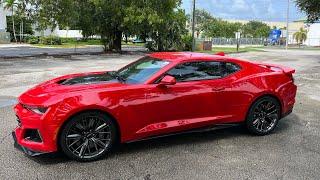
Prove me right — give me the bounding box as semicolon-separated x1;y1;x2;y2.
181;0;306;22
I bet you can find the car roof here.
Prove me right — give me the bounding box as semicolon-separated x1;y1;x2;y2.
148;52;234;63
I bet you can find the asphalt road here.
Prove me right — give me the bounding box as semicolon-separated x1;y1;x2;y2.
0;50;319;179
0;45;147;58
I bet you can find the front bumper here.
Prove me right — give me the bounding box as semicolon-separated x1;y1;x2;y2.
12;131;45;156
13;103;59;154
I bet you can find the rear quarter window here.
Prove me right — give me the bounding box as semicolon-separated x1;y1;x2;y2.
223;62;241;76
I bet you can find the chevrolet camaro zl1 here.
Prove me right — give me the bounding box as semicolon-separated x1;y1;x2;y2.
12;52;297;161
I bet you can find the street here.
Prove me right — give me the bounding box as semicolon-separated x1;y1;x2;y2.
0;49;319;179
0;44;147;58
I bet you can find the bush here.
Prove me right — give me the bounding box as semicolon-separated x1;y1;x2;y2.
61;38;75;43
181;35;193;51
40;36;62;45
27;36;39;44
145;41;156;51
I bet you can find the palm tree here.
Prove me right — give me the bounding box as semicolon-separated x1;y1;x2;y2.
3;0;17;43
293;27;307;48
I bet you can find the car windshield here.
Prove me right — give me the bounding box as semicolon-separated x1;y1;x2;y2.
115;56;170;84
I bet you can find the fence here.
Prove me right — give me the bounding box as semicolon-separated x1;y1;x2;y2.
212;38;265;45
0;32;10;44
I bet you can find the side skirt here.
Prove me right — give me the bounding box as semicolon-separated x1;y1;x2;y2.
126;123;241;144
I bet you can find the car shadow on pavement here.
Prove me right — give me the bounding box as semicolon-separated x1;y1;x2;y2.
29;116;294;165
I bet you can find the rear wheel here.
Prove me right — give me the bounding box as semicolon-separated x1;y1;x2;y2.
59;112;117;162
246;96;281;135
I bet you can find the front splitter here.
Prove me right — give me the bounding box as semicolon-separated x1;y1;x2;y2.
12;131;46;157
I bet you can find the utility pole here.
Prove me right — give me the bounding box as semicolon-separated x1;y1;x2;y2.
286;0;290;50
191;0;196;51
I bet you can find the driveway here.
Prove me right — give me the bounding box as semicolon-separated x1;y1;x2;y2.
0;50;319;179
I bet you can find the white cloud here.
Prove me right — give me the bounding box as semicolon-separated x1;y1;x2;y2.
182;0;305;22
250;3;258;18
267;3;276;17
231;0;250;12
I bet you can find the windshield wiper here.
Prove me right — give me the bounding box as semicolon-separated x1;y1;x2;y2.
110;72;126;82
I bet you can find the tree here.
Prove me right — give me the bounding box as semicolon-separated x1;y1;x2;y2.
3;0;18;42
193;9;216;37
202;19;243;38
71;0;97;39
32;0;79;32
10;0;187;51
6;15;33;40
242;21;270;38
296;0;320;22
191;9;270;39
13;0;33;42
293;27;307;47
123;0;187;51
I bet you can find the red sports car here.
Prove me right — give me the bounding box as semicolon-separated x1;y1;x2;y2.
12;52;297;161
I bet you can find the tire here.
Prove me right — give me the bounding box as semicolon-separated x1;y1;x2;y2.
246;96;281;135
59;111;117;162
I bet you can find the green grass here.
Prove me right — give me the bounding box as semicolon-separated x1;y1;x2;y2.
121;42;146;46
33;39;102;48
196;46;265;54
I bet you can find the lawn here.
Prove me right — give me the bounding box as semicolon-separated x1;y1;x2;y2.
33;39;102;48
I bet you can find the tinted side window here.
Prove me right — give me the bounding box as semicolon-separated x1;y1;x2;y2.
166;61;224;82
223;62;241;76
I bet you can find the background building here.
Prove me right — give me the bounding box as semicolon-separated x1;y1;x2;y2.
0;5;7;32
34;28;83;38
305;22;320;46
0;5;10;43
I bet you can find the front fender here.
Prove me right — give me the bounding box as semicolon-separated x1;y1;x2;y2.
50;94;119;145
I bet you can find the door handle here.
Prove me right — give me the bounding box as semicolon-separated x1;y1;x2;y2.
211;87;225;91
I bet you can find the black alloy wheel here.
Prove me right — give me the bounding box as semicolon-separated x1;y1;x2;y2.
246;96;281;135
60;112;116;161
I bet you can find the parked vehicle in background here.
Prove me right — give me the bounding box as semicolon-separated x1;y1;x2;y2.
268;29;282;45
132;38;145;44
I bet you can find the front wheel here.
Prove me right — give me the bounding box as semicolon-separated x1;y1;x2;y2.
246;96;281;135
59;112;117;162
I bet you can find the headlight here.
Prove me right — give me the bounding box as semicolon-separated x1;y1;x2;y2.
22;104;48;115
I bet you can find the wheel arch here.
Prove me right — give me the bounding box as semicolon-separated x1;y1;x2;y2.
245;93;283;121
56;108;121;151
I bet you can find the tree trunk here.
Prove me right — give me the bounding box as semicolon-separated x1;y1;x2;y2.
18;22;20;43
157;36;163;51
103;43;108;52
101;35;110;53
113;30;122;52
12;8;17;43
21;19;24;43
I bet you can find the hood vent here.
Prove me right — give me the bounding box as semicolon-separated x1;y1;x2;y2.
58;73;117;85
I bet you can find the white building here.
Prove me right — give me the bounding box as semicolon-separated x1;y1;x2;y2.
0;5;7;32
305;22;320;46
0;5;10;43
34;28;83;38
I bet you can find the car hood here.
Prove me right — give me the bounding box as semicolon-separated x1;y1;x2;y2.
18;71;126;106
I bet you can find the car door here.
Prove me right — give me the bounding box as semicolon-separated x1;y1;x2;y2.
199;61;242;123
141;61;230;137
